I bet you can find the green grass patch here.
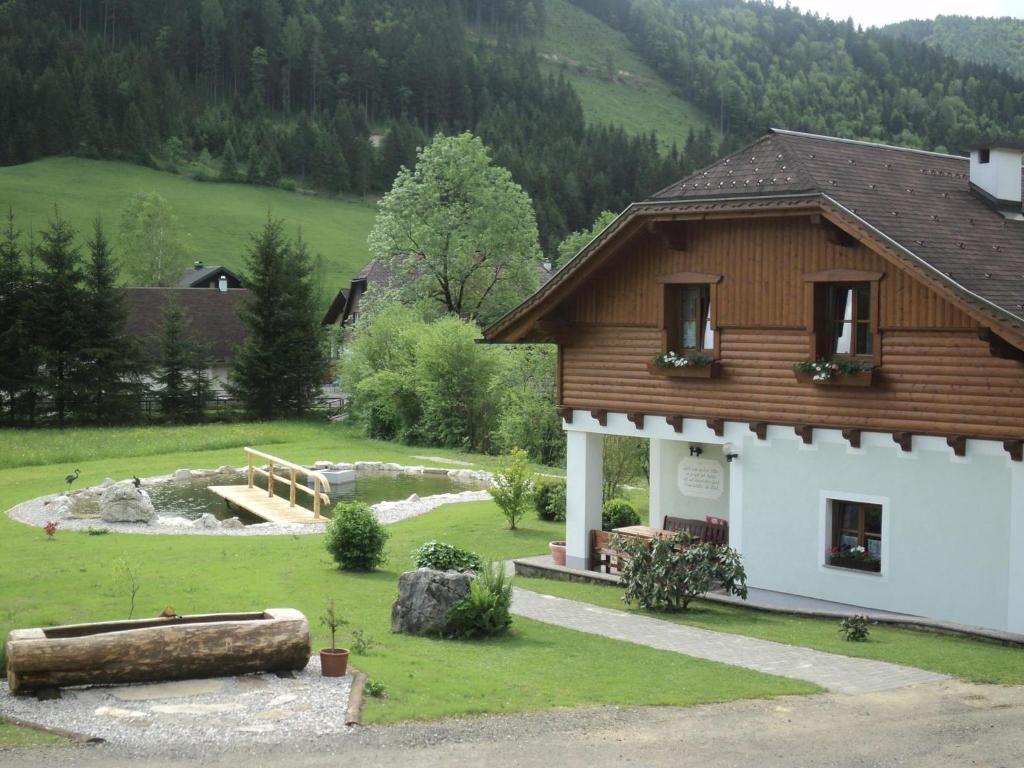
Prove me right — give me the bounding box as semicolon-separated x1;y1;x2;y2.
0;424;811;727
0;719;67;748
518;577;1024;685
0;157;377;292
534;0;713;150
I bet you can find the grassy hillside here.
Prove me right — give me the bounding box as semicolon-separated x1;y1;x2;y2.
881;16;1024;80
0;157;378;293
534;0;713;150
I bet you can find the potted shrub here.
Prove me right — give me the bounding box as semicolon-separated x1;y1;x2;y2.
319;598;350;677
549;540;566;566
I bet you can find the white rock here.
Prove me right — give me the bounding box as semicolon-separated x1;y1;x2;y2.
100;477;115;487
220;517;244;530
157;516;194;527
197;513;220;529
216;465;236;474
406;494;420;503
99;481;156;523
314;461;333;469
331;463;354;471
173;468;192;481
354;461;382;471
403;466;425;474
381;462;403;471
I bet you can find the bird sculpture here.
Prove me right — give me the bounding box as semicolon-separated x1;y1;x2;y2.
159;606;181;619
64;468;80;490
132;475;141;489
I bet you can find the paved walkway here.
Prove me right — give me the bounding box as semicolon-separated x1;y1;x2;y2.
511;588;947;695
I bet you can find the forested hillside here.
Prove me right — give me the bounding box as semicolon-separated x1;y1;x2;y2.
0;0;689;254
880;16;1024;81
569;0;1024;152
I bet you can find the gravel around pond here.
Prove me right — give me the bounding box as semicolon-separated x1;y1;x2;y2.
0;656;352;753
6;462;494;536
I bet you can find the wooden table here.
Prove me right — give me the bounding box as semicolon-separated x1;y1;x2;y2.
612;525;676;540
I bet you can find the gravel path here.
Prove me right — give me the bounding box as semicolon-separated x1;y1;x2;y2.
511;588;948;695
0;656;352;753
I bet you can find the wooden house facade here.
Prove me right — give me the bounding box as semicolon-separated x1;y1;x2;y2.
485;131;1024;634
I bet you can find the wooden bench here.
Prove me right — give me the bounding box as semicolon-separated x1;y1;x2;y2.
591;530;629;573
662;515;729;545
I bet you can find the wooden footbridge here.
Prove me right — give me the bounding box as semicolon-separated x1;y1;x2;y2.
208;447;331;524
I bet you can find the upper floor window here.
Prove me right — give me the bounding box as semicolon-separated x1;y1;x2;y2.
657;272;722;358
826;283;872;358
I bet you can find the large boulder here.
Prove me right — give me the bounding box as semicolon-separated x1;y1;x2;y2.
98;481;156;524
391;568;473;636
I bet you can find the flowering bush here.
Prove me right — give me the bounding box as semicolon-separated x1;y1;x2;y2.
654;351;714;368
44;521;58;539
794;358;871;382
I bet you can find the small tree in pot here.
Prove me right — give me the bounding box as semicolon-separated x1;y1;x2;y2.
319;598;350;677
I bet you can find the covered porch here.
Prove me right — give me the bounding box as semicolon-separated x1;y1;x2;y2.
561;409;741;572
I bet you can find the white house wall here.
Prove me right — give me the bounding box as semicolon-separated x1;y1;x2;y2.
564;410;1022;634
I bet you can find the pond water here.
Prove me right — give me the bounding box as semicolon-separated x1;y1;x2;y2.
145;471;486;523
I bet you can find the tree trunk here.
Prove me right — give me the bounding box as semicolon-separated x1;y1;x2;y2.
6;609;310;694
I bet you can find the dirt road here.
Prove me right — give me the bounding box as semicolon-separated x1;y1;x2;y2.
3;680;1022;767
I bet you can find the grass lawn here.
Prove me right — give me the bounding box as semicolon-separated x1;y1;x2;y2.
517;578;1024;685
0;157;377;293
534;0;713;151
0;421;813;745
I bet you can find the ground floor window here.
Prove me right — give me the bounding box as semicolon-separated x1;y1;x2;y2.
827;499;882;573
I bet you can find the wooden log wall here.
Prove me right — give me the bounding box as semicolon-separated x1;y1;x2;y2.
559;217;1024;439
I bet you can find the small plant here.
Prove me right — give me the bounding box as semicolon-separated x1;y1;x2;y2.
320;599;347;650
534;479;566;522
839;615;871;642
654;351;714;368
446;561;513;639
364;678;387;698
412;540;481;572
602;498;640;531
794;358;872;382
87;527;110;536
112;556;142;619
617;533;747;612
43;521;58;539
350;628;380;655
324;501;390;571
489;448;533;530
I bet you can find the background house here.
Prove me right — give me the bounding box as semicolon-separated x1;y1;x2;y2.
486;130;1024;635
179;262;244;290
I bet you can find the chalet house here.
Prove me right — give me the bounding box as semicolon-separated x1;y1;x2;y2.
124;287;249;390
180;261;244;290
484;130;1024;635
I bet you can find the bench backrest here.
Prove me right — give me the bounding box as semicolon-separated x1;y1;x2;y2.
662;515;729;545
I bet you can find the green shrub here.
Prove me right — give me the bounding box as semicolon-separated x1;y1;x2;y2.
490;448;533;530
602;498;639;530
839;615;871;642
412;540;481;572
324;501;390;571
446;561;513;639
365;678;387;698
534;479;566;522
617;533;748;611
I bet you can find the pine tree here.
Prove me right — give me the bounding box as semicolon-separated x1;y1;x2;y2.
156;301;193;423
311;131;348;193
246;144;262;184
33;212;85;428
123;103;150;164
0;210;37;425
221;138;239;181
230;218;327;418
78;219;141;424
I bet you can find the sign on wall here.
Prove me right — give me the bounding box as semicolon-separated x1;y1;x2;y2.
678;457;725;499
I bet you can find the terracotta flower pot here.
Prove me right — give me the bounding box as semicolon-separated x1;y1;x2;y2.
549;540;566;566
319;647;350;677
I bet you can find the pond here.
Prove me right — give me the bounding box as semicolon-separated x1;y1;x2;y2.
145;471;487;523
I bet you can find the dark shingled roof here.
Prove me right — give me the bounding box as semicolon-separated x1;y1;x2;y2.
321;287;350;326
124;288;249;362
354;259;394;286
179;264;243;288
652;129;1024;324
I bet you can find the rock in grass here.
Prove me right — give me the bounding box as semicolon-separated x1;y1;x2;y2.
390;568;472;636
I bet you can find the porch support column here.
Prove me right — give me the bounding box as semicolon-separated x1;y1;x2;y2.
565;430;603;571
648;438;674;528
1009;461;1024;633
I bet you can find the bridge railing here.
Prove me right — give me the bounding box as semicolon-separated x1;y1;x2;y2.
244;447;332;520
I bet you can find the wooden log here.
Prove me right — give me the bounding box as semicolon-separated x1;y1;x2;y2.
5;608;310;695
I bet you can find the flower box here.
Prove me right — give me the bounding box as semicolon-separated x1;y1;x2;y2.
827;555;881;573
794;369;874;387
646;360;721;379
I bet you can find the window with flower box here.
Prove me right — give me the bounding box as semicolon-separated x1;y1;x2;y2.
649;272;722;378
827;499;882;573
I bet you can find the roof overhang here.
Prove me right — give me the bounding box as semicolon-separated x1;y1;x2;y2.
483;193;1024;351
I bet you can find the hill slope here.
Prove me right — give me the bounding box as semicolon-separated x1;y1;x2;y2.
880;16;1024;81
533;0;713;149
0;158;377;293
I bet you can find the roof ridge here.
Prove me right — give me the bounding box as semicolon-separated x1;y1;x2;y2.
770;128;965;161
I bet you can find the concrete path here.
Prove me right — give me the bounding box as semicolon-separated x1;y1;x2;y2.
511;588;947;695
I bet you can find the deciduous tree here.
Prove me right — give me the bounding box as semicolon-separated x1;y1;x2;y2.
118;193;192;287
